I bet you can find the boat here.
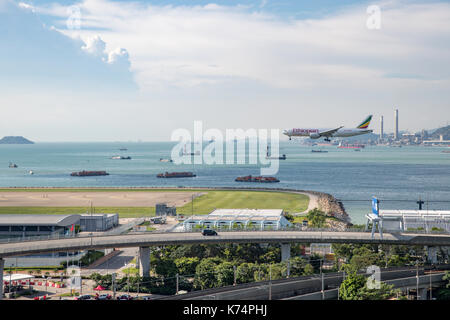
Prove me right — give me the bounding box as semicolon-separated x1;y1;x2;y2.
159;158;173;163
265;145;286;160
338;142;365;149
119;148;128;151
111;156;131;160
354;149;361;152
29;170;34;175
235;175;280;183
181;144;200;156
311;150;328;153
157;172;196;178
71;171;109;177
8;162;17;168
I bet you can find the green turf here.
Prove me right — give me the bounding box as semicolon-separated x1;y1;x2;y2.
176;191;308;215
0;207;155;218
0;190;309;217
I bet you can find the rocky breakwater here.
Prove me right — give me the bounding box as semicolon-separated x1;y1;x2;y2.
316;193;351;225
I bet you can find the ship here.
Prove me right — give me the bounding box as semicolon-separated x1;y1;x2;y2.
265;145;286;160
235;175;280;183
71;171;109;177
157;172;196;178
111;156;132;160
311;150;328;153
119;148;128;151
159;158;173;163
8;162;18;168
337;142;365;149
181;144;201;156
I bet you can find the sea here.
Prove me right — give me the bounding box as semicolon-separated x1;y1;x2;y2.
0;142;449;224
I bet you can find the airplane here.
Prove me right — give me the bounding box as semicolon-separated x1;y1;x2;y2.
283;115;373;142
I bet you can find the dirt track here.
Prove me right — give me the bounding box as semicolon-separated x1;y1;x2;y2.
0;191;201;207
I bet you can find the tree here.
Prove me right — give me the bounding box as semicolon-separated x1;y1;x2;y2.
339;272;366;300
194;258;223;290
236;263;258;284
154;258;178;278
303;264;314;276
174;257;200;276
215;262;235;287
306;209;327;228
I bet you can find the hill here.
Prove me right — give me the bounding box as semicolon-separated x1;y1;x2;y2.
430;125;450;140
0;136;34;144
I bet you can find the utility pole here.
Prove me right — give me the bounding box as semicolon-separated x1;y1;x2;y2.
112;273;116;299
320;259;324;300
286;260;290;279
416;260;419;300
176;274;179;295
269;265;272;300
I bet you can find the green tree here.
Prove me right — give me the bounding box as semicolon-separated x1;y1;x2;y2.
302;264;314;276
154;258;178;278
194;258;223;290
339;272;366;300
236;263;258;284
215;262;235;287
306;209;327;228
174;257;200;275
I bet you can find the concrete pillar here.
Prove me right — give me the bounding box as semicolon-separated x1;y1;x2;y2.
0;258;4;300
139;247;151;278
418;288;427;300
281;243;291;262
427;246;438;264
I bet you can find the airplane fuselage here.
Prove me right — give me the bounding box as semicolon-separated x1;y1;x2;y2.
284;127;373;139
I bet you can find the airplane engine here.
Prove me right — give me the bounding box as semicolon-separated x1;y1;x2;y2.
309;133;321;139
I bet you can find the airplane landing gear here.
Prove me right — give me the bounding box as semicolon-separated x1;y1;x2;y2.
324;138;331;142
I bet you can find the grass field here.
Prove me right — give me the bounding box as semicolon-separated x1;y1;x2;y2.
176;191;308;215
0;190;309;217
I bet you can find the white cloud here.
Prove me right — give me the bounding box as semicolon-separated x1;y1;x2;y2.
37;0;450;93
81;35;106;55
106;47;129;64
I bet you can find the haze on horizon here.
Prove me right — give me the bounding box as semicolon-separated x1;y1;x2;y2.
0;0;449;142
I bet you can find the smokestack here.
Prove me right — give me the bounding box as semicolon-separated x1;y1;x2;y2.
394;109;399;140
380;116;384;141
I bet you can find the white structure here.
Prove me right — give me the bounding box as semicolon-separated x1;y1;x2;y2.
178;209;292;231
379;210;450;232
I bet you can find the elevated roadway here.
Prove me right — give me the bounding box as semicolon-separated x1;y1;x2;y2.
1;230;450;258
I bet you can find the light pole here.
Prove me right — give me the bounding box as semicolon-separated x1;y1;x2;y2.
416;260;419;300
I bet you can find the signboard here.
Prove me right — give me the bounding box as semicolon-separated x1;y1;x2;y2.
372;197;379;216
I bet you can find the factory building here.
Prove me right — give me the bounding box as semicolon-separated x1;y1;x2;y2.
176;209;292;231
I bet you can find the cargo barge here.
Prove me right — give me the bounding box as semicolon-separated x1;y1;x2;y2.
111;156;132;160
71;171;109;177
235;175;280;183
157;171;196;178
337;142;365;149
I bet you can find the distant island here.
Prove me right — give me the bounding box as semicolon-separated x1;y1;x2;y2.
0;136;34;144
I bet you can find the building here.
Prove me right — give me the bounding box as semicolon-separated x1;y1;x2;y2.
0;214;81;239
379;210;450;232
177;209;292;231
79;213;119;232
156;203;177;216
380;115;384;141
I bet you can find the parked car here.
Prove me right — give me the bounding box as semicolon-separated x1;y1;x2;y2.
117;294;133;300
96;293;112;300
202;229;218;236
75;294;92;300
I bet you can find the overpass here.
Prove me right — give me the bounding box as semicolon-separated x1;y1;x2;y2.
1;230;450;299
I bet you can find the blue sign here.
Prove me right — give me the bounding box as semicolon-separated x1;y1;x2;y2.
372;197;379;216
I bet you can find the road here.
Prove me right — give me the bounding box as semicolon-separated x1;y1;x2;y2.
2;230;450;258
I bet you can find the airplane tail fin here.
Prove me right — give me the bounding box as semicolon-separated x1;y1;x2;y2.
357;115;372;129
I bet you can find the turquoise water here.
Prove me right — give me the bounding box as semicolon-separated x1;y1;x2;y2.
0;142;449;224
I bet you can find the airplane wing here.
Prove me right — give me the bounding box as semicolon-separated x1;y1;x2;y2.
319;126;343;137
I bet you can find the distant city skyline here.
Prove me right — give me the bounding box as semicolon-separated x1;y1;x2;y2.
1;0;449;142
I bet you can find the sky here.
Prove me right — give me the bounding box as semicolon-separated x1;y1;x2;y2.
0;0;449;141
